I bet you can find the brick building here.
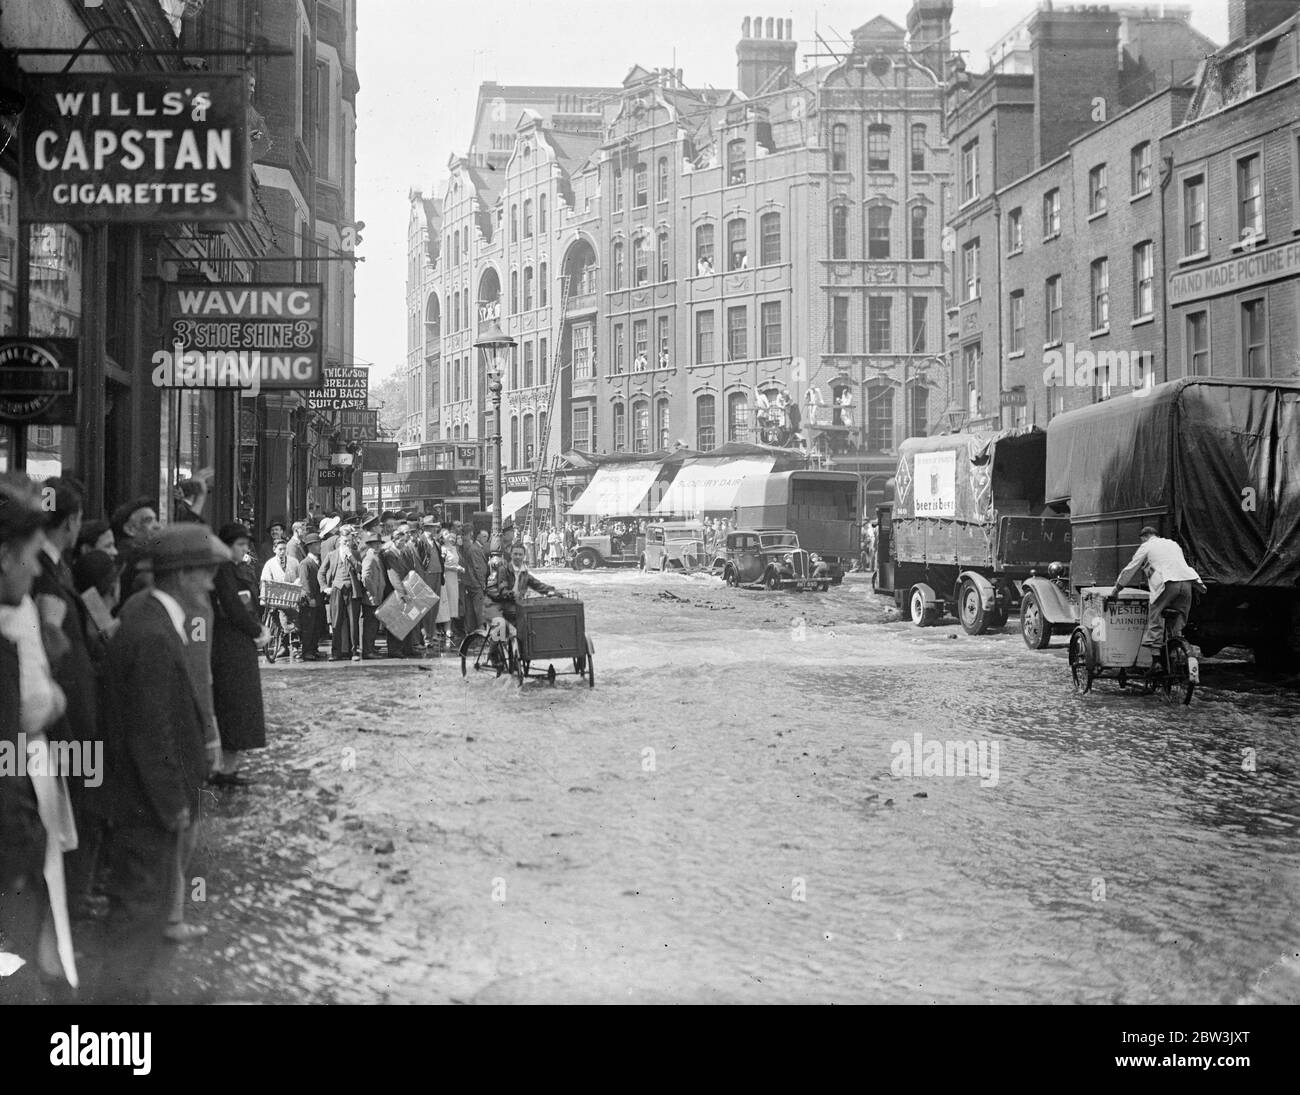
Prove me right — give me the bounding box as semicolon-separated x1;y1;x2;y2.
943;3;1217;427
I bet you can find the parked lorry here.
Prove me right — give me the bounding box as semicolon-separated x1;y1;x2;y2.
874;429;1073;634
730;470;858;583
1033;377;1300;670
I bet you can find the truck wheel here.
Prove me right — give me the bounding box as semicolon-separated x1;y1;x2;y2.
574;549;598;571
764;568;783;592
958;579;990;635
909;588;938;627
1020;591;1052;650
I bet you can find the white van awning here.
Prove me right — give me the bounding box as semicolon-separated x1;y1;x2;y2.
567;462;662;516
651;457;775;515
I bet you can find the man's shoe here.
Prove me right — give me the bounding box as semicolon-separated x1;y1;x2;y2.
162;922;208;944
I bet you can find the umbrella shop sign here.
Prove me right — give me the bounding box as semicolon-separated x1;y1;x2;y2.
158;283;324;392
308;366;369;410
0;339;77;425
21;74;249;223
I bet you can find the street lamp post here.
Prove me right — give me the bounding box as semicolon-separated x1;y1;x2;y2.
474;320;516;546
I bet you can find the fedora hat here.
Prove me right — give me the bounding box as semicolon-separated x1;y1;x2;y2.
319;515;341;537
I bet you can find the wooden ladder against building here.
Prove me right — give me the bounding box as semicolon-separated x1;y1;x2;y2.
528;272;573;508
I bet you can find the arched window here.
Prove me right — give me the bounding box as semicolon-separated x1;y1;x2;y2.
509;343;519;389
509;270;518;313
695;224;715;273
612;403;626;452
510;204;518;241
831;124;848;172
831;204;849;260
523;265;534;310
911;206;927;259
522;413;534;466
612;242;625;290
760;211;781;265
727;218;747;271
451;291;459;331
657;230;670;281
632;400;650;453
539;194;547;233
727;391;750;443
868;206;891;259
632;236;647;286
510;415;519;467
656;399;671;451
539;261;548;306
453;231;460;265
867;384;894;451
523;340;534;387
656;157;669;203
538;412;547;457
911;124;927;172
539;337;548;385
696;394;716;452
523;198;533;238
727;138;746;185
634;163;647;207
867;124;891;171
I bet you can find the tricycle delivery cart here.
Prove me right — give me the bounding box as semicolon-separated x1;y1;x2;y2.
460;591;595;687
1067;587;1197;704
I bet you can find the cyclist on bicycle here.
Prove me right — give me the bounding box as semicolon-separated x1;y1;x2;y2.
1109;526;1206;659
487;543;557;627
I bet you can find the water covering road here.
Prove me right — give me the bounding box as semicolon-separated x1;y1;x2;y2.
159;571;1300;1004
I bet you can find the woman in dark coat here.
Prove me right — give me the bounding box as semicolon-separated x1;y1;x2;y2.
210;523;268;787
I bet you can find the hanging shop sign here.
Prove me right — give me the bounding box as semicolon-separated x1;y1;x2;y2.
307;366;369;409
364;442;399;473
21;73;249;224
336;407;378;443
0;338;77;425
317;466;349;487
160;282;324;390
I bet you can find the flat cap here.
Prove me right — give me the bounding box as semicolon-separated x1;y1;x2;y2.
146;525;229;573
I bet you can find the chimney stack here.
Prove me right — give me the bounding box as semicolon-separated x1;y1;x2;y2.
906;0;953;76
1228;0;1300;42
1029;6;1121;166
737;15;798;96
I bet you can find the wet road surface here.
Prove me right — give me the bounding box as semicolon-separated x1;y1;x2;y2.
155;571;1300;1003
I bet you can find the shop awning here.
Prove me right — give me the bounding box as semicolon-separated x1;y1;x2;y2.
567;461;662;516
651;456;775;515
488;490;534;518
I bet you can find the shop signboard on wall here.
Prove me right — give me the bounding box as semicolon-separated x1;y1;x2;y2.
365;441;399;473
161;282;323;390
317;466;349;487
307;366;369;409
336;408;378;443
0;338;77;425
21;73;249;223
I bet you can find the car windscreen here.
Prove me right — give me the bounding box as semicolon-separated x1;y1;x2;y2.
760;534;799;549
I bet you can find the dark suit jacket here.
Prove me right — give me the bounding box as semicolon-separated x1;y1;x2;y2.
102;594;208;829
299;554;323;607
32;549;97;746
285;535;305;564
0;637;45;882
463;541;490;593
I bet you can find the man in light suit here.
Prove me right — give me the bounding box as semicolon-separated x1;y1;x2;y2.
297;532;324;660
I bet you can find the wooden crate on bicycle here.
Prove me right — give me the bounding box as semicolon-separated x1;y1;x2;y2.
515;595;585;662
263;579;304;610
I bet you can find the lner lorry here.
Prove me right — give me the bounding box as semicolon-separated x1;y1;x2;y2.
874;429;1072;634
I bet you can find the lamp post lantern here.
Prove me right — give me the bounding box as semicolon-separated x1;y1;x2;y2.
474;320;516;545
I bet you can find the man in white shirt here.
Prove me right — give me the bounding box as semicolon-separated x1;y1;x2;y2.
1111;526;1206;651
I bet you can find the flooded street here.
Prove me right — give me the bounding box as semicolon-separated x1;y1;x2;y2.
159;572;1300;1004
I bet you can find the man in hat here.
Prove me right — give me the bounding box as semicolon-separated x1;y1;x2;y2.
297;531;324;660
111;496;161;600
380;523;418;658
95;525;226;1003
462;525;491;636
359;528;385;658
417;515;444;649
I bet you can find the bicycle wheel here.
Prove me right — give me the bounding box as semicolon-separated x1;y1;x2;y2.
1161;639;1195;705
460;631;490;677
506;639;525;685
1068;628;1094;694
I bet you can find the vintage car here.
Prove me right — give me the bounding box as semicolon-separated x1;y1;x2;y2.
640;521;707;572
570;519;645;570
719;528;830;592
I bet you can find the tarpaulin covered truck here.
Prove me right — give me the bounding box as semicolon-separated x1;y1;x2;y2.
1040;377;1300;669
874;429;1072;633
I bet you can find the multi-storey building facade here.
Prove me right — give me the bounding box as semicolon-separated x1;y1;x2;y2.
406;2;957;516
0;0;357;534
1163;6;1300;382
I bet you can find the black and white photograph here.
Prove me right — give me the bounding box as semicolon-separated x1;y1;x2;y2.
0;0;1296;1056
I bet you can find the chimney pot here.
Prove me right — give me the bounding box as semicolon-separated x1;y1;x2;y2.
754;13;762;37
742;16;750;37
766;17;774;38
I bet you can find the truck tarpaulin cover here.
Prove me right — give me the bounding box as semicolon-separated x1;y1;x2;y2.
1046;379;1300;586
893;429;1044;524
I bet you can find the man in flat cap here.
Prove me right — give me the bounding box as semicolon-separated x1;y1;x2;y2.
297;531;324;660
94;525;227;1003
